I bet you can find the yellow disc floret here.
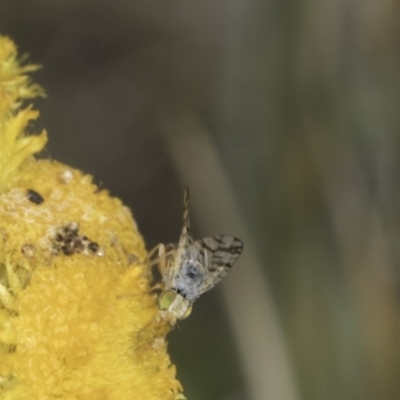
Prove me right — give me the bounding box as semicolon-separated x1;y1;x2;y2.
0;34;184;400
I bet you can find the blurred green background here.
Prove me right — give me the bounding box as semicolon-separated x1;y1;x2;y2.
1;0;399;399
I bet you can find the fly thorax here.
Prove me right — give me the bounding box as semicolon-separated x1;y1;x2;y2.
174;260;203;303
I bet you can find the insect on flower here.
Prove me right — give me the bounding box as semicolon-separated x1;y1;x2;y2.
148;187;243;324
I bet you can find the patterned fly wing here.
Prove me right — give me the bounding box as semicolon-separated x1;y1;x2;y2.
162;186;194;289
165;235;243;304
178;186;193;244
191;235;243;296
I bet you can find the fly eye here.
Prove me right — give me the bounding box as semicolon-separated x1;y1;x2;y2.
158;290;178;311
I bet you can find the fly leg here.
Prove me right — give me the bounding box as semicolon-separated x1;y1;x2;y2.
147;243;176;292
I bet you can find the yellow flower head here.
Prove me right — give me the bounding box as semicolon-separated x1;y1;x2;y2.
0;35;183;400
